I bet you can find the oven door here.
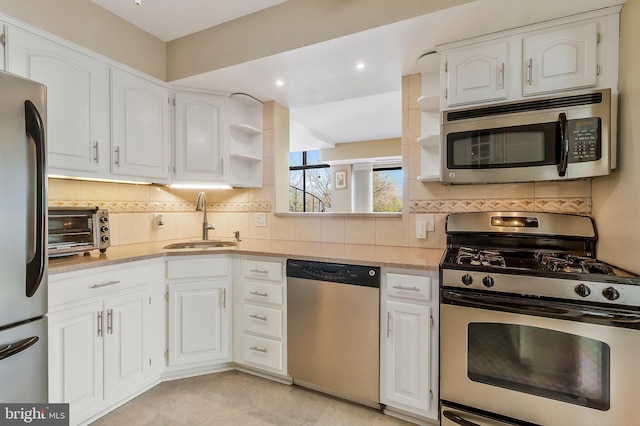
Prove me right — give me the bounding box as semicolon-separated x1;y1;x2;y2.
441;289;640;426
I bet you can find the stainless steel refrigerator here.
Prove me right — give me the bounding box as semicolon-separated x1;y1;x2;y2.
0;70;48;403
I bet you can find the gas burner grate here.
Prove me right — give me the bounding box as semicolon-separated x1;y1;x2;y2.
456;247;506;268
534;252;615;274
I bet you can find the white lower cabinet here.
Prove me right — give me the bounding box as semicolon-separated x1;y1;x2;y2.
165;255;231;371
232;256;287;377
48;259;164;426
381;270;439;424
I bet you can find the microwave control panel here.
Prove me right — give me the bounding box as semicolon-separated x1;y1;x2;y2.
568;117;601;163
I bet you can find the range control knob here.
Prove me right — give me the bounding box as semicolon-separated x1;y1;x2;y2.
461;274;473;286
602;287;620;301
482;276;495;288
100;216;109;223
575;284;591;297
101;235;110;242
101;225;109;233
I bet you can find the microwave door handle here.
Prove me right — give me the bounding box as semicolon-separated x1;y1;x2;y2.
557;112;569;177
25;100;46;298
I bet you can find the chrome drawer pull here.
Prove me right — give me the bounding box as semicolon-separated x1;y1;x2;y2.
249;346;268;353
249;314;268;322
97;311;103;337
90;280;120;289
107;309;113;334
393;285;420;292
250;269;269;274
249;291;269;297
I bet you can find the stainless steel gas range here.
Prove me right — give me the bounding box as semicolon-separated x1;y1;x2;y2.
439;211;640;426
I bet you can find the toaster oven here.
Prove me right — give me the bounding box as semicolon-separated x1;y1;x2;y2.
48;207;110;257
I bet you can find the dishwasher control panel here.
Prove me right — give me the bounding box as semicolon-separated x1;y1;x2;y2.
286;259;380;288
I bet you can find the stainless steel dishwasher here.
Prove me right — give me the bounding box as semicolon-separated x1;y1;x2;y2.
287;259;380;408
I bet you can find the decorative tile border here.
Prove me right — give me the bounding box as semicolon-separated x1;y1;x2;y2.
410;197;591;215
48;200;271;213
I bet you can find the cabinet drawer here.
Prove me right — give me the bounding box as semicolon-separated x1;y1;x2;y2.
49;263;151;308
244;282;283;306
243;259;283;282
243;304;282;339
243;335;282;371
166;257;229;280
386;273;431;301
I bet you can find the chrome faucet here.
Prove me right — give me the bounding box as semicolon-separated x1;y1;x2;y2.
195;192;215;240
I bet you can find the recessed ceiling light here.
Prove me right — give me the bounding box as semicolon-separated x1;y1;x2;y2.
356;63;365;70
275;79;284;87
135;0;141;5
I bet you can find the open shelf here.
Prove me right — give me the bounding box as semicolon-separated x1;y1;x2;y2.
417;134;440;147
417;95;440;112
229;93;263;188
417;174;441;182
231;123;262;136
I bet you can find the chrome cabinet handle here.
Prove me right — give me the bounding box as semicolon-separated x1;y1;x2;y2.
249;314;268;322
93;141;99;163
387;312;392;338
527;58;533;85
249;346;268;353
250;269;269;275
499;63;505;89
90;280;120;289
114;146;120;166
97;311;103;337
107;309;113;334
393;285;420;292
249;291;268;297
222;288;227;309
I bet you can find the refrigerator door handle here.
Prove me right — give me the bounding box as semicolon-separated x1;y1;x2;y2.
24;100;46;298
0;336;39;361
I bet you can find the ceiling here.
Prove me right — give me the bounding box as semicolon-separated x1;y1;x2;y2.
93;0;624;152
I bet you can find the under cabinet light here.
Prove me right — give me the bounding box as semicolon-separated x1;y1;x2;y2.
168;183;232;190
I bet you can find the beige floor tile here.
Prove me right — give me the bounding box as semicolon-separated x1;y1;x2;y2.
91;371;414;426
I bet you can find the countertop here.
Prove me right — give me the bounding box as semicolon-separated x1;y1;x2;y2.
48;238;445;275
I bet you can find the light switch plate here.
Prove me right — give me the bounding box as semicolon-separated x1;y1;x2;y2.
255;212;267;227
416;214;435;234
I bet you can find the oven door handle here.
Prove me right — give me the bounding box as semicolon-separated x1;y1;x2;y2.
443;410;482;426
443;290;640;328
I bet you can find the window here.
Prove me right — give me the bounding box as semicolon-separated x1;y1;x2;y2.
289;151;331;212
373;165;402;212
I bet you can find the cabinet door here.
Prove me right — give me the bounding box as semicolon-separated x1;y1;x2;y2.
48;301;104;412
523;22;598;96
103;289;149;398
168;280;229;366
445;40;508;107
383;301;431;414
174;92;228;183
6;26;110;177
110;68;171;182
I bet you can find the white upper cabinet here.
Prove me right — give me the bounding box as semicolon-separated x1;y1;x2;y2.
439;7;620;109
523;22;598;96
444;40;508;107
6;25;110;178
173;91;228;184
110;68;171;183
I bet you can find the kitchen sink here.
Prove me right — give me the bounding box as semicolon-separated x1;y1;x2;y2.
163;240;238;249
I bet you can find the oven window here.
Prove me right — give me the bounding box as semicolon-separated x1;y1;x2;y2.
467;323;610;411
447;123;557;169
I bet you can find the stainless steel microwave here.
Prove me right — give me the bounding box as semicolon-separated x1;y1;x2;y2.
441;89;613;184
48;207;110;257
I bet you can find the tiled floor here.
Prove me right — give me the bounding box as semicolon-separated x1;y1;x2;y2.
90;370;413;425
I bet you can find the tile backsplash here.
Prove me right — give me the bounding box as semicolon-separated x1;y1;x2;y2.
48;74;592;250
